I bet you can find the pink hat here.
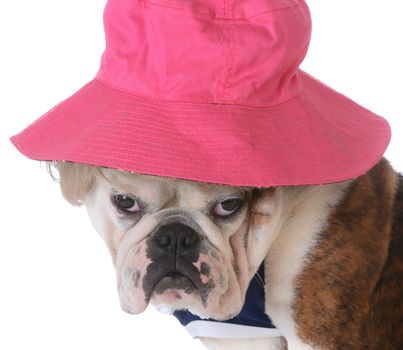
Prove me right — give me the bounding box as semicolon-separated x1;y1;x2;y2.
11;0;390;187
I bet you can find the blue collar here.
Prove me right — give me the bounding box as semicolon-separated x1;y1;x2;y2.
173;264;276;329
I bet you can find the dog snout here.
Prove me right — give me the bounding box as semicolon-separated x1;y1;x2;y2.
153;223;200;254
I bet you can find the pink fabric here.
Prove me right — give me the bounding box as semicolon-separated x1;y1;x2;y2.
97;0;310;106
10;0;391;186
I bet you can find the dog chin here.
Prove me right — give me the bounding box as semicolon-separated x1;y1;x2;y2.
119;282;209;318
119;273;242;321
152;277;244;321
151;287;204;316
151;273;200;305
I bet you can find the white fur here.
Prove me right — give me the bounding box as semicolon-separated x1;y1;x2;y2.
201;181;351;350
84;169;258;319
265;181;351;348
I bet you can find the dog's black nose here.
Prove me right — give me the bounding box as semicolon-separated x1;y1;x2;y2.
153;223;200;254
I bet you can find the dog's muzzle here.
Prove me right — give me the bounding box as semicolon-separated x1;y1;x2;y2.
143;222;205;299
117;209;229;317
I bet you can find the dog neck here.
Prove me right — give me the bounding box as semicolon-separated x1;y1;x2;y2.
264;180;354;344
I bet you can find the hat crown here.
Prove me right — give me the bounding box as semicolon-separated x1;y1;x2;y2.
97;0;311;106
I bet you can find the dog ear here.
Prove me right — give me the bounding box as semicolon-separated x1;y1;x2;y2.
48;161;96;206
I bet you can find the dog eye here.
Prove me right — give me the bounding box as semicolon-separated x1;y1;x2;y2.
213;198;242;217
114;194;140;213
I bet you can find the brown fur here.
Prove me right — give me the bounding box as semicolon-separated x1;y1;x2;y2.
294;158;403;349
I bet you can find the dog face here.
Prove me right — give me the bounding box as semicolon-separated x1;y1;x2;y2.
79;166;281;320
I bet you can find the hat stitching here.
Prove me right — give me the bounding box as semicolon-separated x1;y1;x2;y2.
70;146;233;171
214;0;229;101
217;7;233;101
94;99;290;120
222;6;236;101
95;78;302;109
143;0;301;20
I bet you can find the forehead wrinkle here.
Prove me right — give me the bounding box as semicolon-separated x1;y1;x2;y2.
100;168;249;193
98;168;251;210
178;178;248;194
176;181;249;210
98;168;174;204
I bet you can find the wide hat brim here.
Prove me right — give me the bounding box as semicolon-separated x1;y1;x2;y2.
11;70;390;187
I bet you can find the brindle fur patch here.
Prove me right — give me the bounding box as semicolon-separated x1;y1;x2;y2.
294;158;403;349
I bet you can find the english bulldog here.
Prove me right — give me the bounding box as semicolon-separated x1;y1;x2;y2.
52;158;402;350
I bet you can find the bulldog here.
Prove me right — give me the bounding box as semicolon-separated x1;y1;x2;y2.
52;158;402;350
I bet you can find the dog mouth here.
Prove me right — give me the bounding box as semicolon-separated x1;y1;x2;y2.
154;272;197;296
142;253;206;304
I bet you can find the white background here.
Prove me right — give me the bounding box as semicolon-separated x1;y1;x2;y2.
0;1;402;349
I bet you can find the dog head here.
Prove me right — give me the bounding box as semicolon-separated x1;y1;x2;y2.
55;162;286;320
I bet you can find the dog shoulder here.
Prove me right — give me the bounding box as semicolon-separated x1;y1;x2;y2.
361;169;403;349
292;158;402;349
264;175;352;347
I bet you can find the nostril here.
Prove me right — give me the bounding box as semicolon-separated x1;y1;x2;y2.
157;234;171;247
183;234;199;248
152;223;201;252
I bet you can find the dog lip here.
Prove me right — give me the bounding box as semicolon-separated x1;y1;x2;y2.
154;271;197;295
